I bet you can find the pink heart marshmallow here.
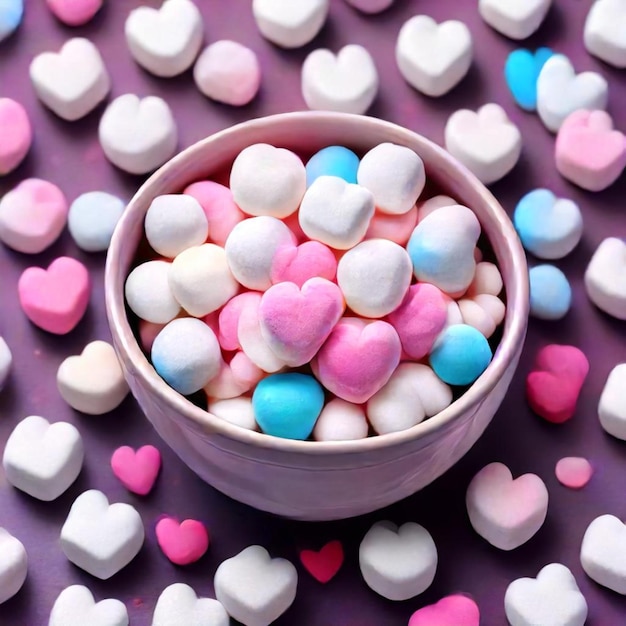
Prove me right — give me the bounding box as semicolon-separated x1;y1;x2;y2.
409;594;480;626
46;0;103;26
111;445;161;495
270;240;337;287
0;98;32;175
155;517;209;565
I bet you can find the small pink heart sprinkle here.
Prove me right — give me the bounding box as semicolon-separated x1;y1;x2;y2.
299;540;344;583
111;445;161;495
555;457;593;489
155;517;209;565
46;0;103;26
409;594;480;626
0;98;32;175
18;257;90;335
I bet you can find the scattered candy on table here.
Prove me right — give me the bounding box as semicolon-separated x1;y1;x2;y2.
152;583;229;626
0;97;31;175
155;516;209;566
598;363;626;441
48;585;129;626
504;47;554;111
0;527;27;605
529;264;572;320
584;237;626;320
479;0;552;40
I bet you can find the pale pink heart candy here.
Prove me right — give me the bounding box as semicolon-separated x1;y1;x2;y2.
409;594;480;626
204;352;264;400
556;109;626;192
110;445;161;495
184;180;245;247
155;517;209;565
270;240;337;287
466;462;549;550
0;98;32;175
0;178;68;254
386;283;448;360
218;292;262;352
313;317;401;403
365;205;418;246
259;277;345;366
18;257;90;335
46;0;103;26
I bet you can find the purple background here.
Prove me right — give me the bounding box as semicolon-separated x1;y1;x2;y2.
1;1;626;624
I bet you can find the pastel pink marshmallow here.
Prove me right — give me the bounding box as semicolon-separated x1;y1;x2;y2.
218;292;262;352
0;98;32;175
386;283;448;360
0;178;68;254
365;205;418;245
138;320;164;353
46;0;103;26
204;352;264;400
155;517;209;565
270;240;337;287
555;456;593;489
184;181;245;247
409;595;480;626
556;109;626;192
18;257;90;334
259;277;345;367
194;40;261;106
110;445;161;496
313;317;401;403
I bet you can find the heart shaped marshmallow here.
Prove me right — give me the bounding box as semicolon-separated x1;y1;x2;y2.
214;544;298;626
0;527;27;604
584;0;626;69
299;540;344;583
302;44;379;115
152;583;229;626
505;47;554;111
2;415;84;501
466;462;549;550
396;15;473;97
30;38;110;121
0;97;31;174
111;445;161;495
479;0;552;40
0;337;12;390
0;0;23;42
125;0;203;77
359;521;437;601
60;489;145;579
49;585;128;626
155;517;209;566
505;563;588;626
598;363;626;441
46;0;103;26
409;595;480;626
585;238;626;320
99;94;178;175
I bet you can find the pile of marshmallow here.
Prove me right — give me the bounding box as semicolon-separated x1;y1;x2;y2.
126;141;505;441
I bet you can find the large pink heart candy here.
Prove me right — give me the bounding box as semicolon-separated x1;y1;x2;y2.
387;283;447;359
18;257;90;335
155;517;209;566
555;109;626;191
111;445;161;495
409;594;480;626
270;240;337;287
46;0;103;26
313;317;401;403
0;99;32;175
259;278;345;367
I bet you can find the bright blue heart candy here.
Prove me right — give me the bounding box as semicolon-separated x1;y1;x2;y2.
252;373;325;440
529;264;571;320
306;146;360;187
0;0;24;43
429;324;492;386
505;47;554;111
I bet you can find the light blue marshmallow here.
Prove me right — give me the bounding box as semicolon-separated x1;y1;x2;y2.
529;264;571;320
514;189;583;260
68;191;125;252
252;373;325;440
0;0;23;42
504;48;554;111
306;146;360;187
429;324;492;386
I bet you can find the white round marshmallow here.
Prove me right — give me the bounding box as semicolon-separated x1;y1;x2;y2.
125;260;181;324
313;399;369;441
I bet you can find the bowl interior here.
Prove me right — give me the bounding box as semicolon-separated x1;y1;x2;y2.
105;111;529;455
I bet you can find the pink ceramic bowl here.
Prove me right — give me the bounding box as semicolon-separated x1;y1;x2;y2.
105;112;529;521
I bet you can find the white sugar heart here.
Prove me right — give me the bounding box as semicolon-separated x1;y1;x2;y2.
599;363;626;440
29;37;110;121
479;0;552;40
0;336;11;390
99;94;178;175
60;489;144;580
466;462;549;550
537;55;608;133
152;583;229;626
57;340;129;415
584;0;626;69
366;363;452;435
359;521;438;601
396;15;473;97
580;514;626;594
125;0;203;78
585;238;626;320
2;415;84;501
298;175;374;250
214;545;297;626
505;563;588;626
302;44;378;115
49;585;128;626
0;528;27;604
444;103;522;184
253;0;329;48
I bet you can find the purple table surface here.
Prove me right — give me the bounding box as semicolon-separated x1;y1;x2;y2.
1;1;626;625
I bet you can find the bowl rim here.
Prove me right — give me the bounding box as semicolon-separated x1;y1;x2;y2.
105;111;529;456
